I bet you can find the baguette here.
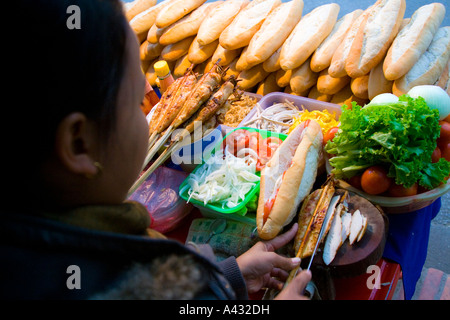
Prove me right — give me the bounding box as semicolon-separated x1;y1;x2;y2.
289;58;319;94
350;75;370;100
126;0;157;21
129;0;172;35
174;54;193;78
155;0;206;28
308;85;332;102
383;3;446;81
188;37;219;65
244;0;304;69
280;3;340;71
147;23;167;44
219;0;281;50
235;46;251;71
237;63;269;90
328;5;373;78
330;85;369;108
223;57;241;81
257;120;323;240
158;2;218;46
145;58;160;86
211;45;242;67
139;40;164;61
197;0;249;46
160;36;195;61
368;60;393;99
262;47;282;72
393;26;450;96
256;72;282;95
284;85;310;97
310;9;363;73
275;68;293;88
345;0;406;78
435;59;450;94
316;68;351;95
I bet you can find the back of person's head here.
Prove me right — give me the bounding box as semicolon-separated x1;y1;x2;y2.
3;0;128;206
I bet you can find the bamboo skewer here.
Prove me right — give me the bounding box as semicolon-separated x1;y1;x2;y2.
147;131;159;152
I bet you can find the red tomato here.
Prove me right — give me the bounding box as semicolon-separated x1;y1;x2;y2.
388;182;418;197
224;129;250;155
439;121;450;141
256;137;283;169
360;166;393;195
441;141;450;162
431;146;442;163
248;131;263;153
323;126;339;145
443;114;450;123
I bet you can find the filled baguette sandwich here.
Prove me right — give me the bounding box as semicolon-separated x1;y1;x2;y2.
256;120;323;240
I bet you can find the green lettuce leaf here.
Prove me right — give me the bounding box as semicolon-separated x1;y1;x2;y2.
325;96;450;189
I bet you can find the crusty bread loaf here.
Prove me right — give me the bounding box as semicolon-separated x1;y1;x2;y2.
174;54;193;77
211;45;243;67
219;0;281;50
235;46;251;71
280;3;339;71
345;0;406;78
350;75;370;99
129;0;172;35
139;40;164;61
146;23;167;44
256;72;282;95
275;68;293;88
393;26;450;96
197;0;249;46
262;47;282;72
368;60;393;99
331;85;369;107
328;5;373;78
237;63;269;90
257;120;322;240
316;68;351;95
160;36;195;61
289;58;319;94
383;3;446;81
223;57;241;81
310;9;363;73
308;85;332;102
158;2;218;46
435;59;450;94
244;0;304;69
188;37;219;64
126;0;157;21
155;0;206;28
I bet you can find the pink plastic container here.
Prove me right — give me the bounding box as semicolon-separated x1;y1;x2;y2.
128;166;193;233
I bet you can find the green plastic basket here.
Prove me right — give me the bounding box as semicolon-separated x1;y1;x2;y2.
179;127;287;222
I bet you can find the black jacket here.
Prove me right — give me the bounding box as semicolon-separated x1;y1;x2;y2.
0;209;247;300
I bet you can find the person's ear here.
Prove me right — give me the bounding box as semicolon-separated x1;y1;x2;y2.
54;112;99;178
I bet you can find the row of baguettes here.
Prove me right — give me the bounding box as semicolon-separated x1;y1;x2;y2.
127;0;450;105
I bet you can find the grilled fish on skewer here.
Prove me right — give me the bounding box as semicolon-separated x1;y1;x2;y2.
174;77;237;141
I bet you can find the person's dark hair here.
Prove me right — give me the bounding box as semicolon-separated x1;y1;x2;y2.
4;0;128;190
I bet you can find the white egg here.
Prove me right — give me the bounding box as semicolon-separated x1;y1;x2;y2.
408;85;450;120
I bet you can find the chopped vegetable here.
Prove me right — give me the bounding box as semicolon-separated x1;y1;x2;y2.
289;108;339;135
325;96;450;189
184;148;260;209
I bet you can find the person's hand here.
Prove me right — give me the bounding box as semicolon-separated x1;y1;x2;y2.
236;223;310;298
274;269;312;300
